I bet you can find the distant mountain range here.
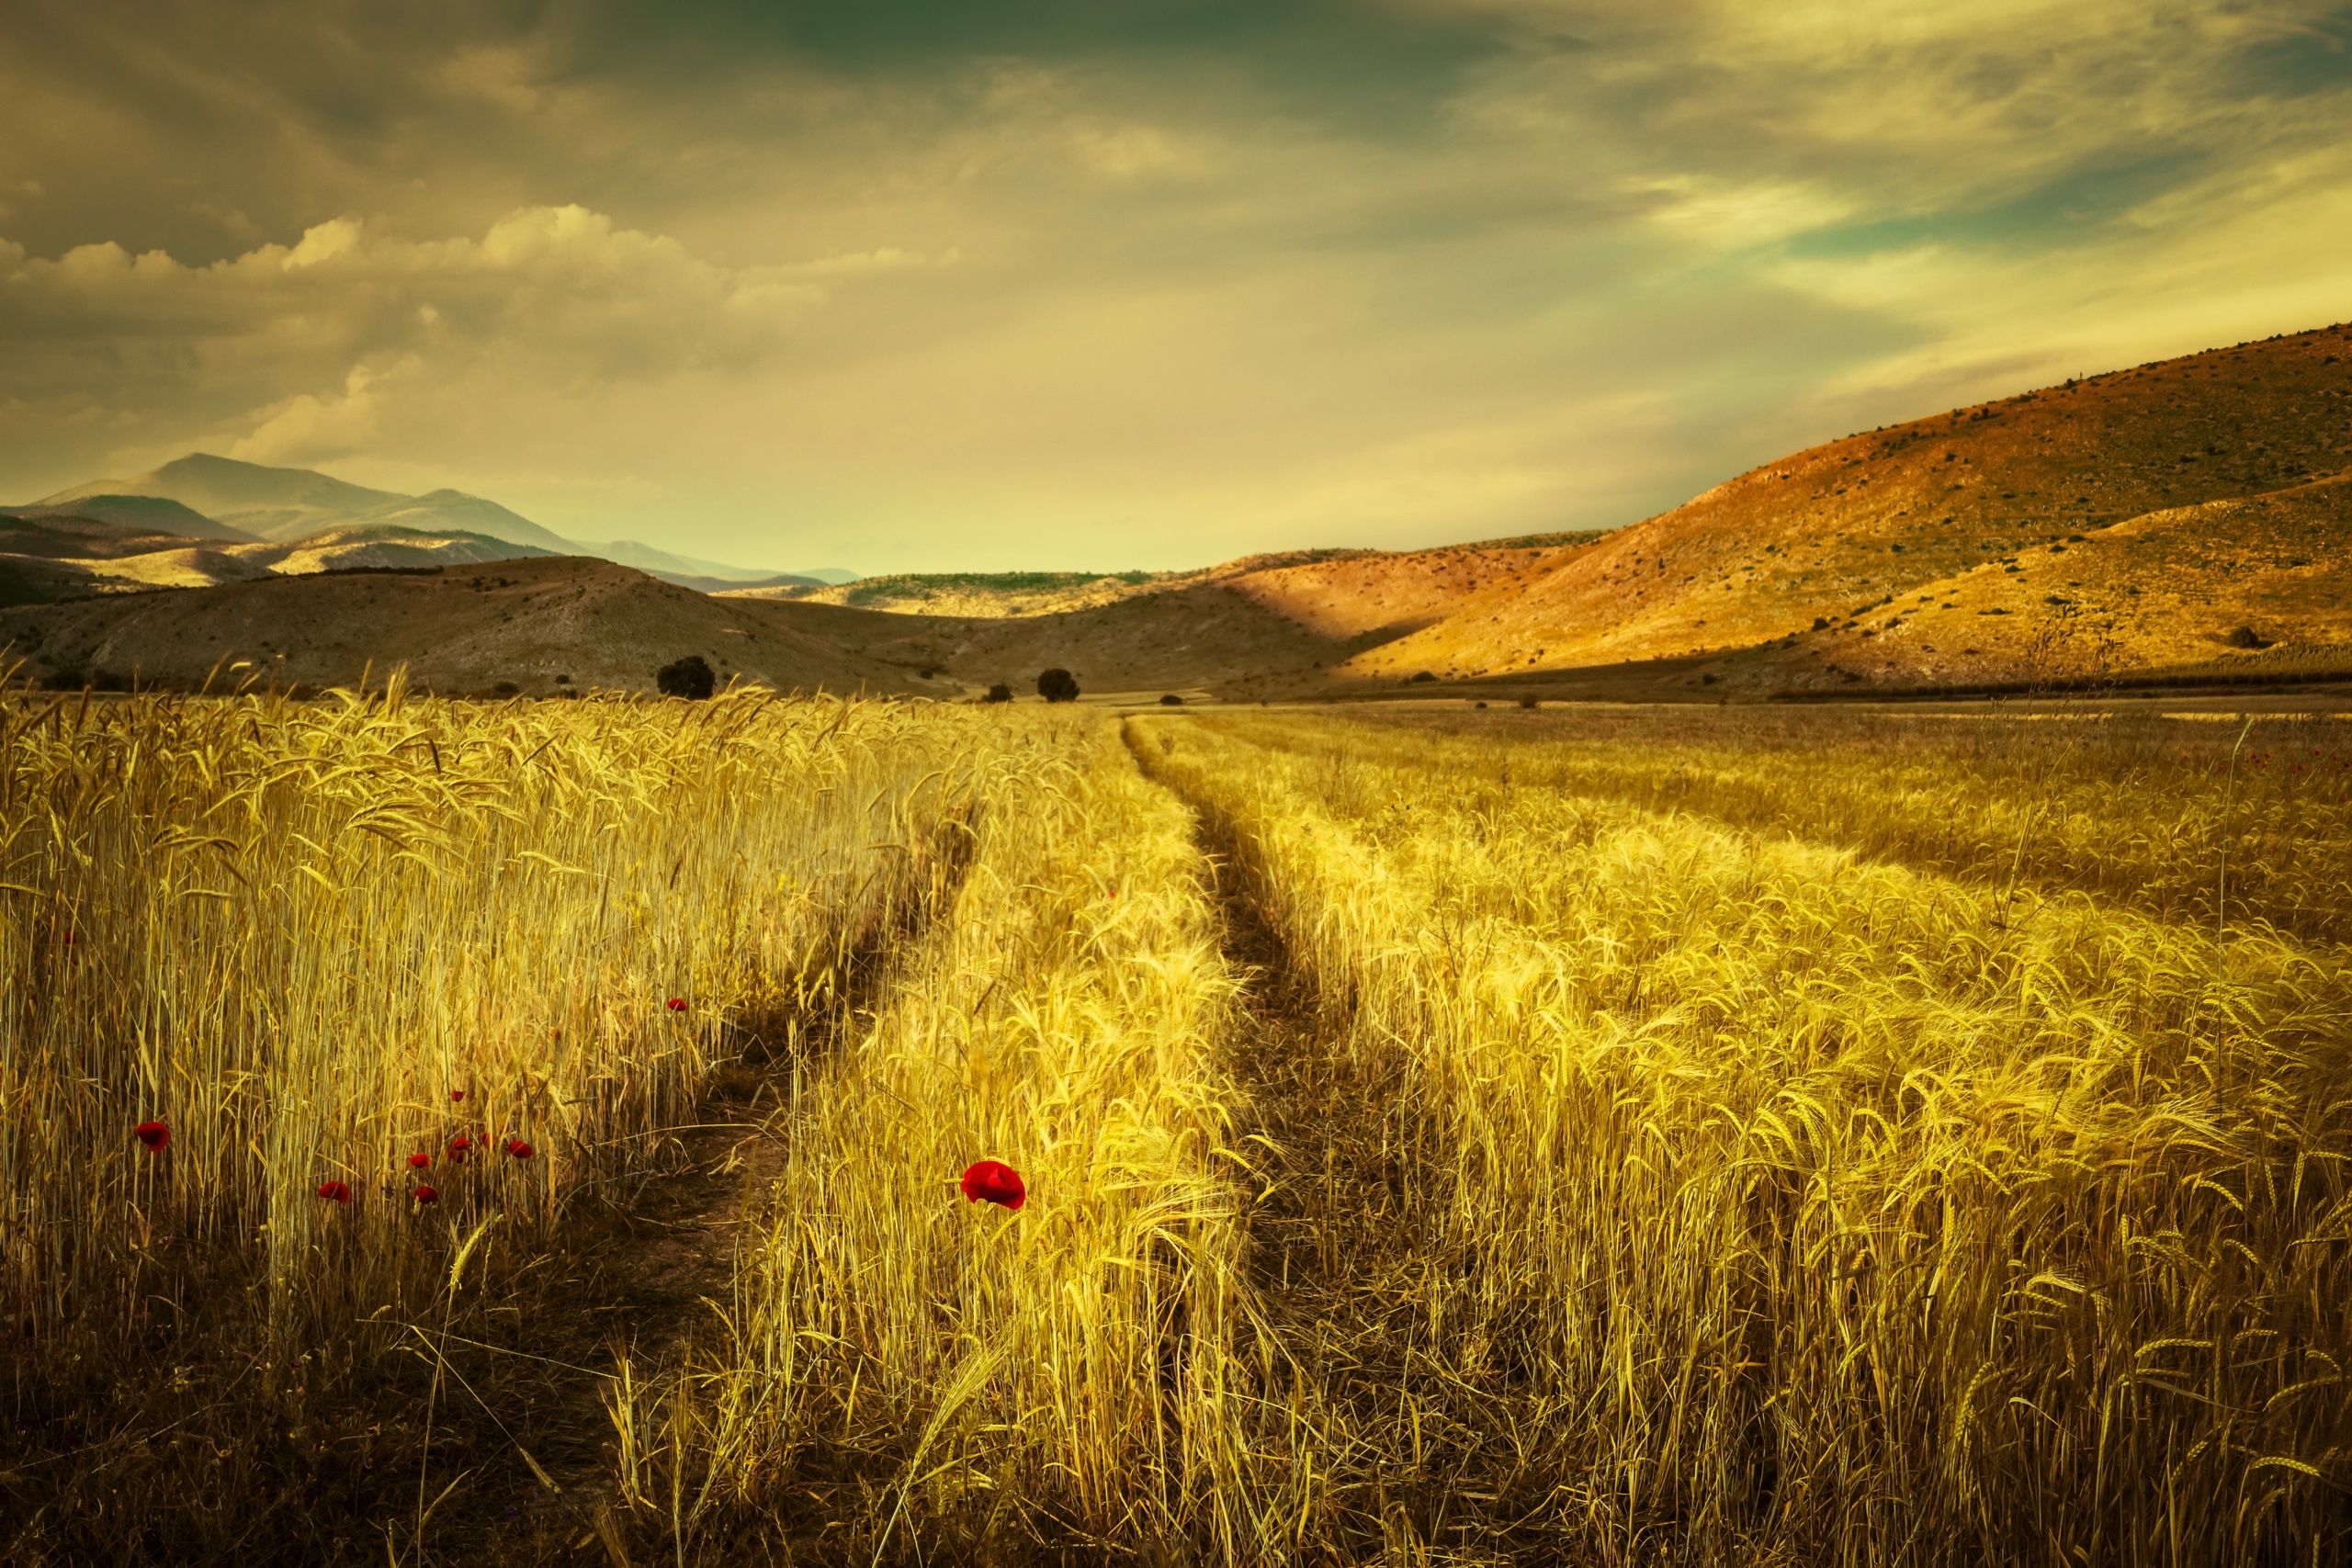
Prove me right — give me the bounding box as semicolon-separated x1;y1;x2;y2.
4;327;2345;698
22;454;856;591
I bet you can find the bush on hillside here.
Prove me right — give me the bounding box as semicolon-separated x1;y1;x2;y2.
1036;668;1080;704
1159;694;1184;706
657;654;717;699
983;682;1013;704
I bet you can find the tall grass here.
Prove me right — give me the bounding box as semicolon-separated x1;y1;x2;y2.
619;715;1283;1560
0;682;979;1354
15;686;2351;1563
1138;711;2352;1563
1378;705;2352;945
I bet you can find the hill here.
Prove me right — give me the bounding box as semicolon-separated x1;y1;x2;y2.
6;329;2346;702
1;494;260;543
0;556;940;696
1335;324;2352;684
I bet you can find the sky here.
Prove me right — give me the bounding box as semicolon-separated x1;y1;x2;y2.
4;2;2350;574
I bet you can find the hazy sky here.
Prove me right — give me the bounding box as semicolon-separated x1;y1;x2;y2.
5;2;2350;571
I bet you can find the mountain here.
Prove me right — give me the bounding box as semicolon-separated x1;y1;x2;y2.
2;494;259;543
576;537;828;592
34;454;839;585
1333;321;2352;684
41;455;577;551
6;326;2345;701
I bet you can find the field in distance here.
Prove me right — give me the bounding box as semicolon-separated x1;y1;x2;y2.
6;685;2348;1563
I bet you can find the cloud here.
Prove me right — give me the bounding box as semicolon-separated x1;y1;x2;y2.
0;1;2346;569
231;363;387;467
0;204;966;488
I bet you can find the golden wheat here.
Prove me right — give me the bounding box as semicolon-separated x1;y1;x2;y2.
1135;709;2352;1563
0;682;987;1350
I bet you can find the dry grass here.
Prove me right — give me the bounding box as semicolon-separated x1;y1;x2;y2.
11;691;2351;1563
605;713;1278;1560
0;681;986;1559
1135;708;2352;1562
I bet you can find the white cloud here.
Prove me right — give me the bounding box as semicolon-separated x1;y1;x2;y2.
231;363;388;467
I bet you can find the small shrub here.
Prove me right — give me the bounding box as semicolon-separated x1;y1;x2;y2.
1036;668;1080;704
984;683;1013;704
1518;696;1540;709
1159;694;1184;706
1813;616;1831;631
492;681;521;697
2224;626;2270;649
657;655;716;699
1409;671;1437;684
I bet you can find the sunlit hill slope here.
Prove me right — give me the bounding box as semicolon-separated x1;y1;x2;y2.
1341;322;2352;687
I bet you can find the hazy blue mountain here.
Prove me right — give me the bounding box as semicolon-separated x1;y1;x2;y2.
37;455;851;586
41;455;575;551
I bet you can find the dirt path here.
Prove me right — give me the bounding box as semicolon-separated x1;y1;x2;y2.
1126;723;1571;1563
406;823;976;1562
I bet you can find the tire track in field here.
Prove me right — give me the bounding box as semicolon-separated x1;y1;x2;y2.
1124;719;1558;1564
428;809;979;1559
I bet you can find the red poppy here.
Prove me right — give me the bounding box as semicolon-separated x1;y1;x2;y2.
959;1159;1026;1212
666;998;687;1013
133;1121;170;1152
407;1152;431;1169
450;1089;466;1102
505;1139;535;1160
413;1185;439;1205
317;1180;352;1203
448;1135;470;1161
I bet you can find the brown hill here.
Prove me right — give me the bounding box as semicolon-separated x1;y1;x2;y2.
811;537;1607;700
0;557;944;696
1341;322;2352;682
1714;470;2352;693
6;328;2346;705
0;513;559;606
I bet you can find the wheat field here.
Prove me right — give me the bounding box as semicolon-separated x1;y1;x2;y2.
5;686;2348;1564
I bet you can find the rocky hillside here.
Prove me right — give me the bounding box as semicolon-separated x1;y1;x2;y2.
1340;322;2352;683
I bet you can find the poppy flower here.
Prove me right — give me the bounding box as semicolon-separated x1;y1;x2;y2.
450;1089;466;1102
666;998;687;1013
505;1139;535;1160
448;1136;470;1162
413;1185;439;1205
959;1159;1026;1212
133;1121;170;1152
407;1152;431;1169
317;1180;351;1203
